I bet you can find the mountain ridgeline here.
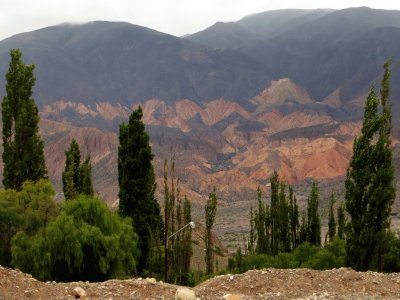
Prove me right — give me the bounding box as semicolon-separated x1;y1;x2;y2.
0;7;400;209
0;7;400;115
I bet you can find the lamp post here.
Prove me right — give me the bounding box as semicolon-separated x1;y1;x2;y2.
164;221;195;282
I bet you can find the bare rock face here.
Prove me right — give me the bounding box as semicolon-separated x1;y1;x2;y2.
251;78;314;112
36;90;366;205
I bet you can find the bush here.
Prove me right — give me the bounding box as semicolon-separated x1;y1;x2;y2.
0;180;57;266
0;189;22;266
383;232;400;272
12;195;139;282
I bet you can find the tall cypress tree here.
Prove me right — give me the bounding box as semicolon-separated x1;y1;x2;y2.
337;203;346;240
62;139;93;199
270;171;280;256
306;182;321;246
248;207;256;254
278;183;290;252
345;61;395;271
288;186;299;250
79;156;94;197
118;106;162;274
328;193;337;242
2;49;47;190
254;187;268;254
204;187;217;275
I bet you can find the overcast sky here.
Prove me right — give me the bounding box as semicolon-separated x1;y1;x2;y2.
2;0;400;40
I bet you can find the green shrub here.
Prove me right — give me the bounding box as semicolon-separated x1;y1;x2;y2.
12;195;139;282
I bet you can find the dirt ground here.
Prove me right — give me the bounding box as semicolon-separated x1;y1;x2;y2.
1;265;400;299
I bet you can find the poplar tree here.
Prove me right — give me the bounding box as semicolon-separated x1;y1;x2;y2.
2;49;47;190
248;207;256;254
254;187;268;254
79;157;94;197
270;171;280;256
328;194;336;242
278;183;290;252
289;186;299;250
204;188;217;275
62;139;93;199
337;204;346;240
345;61;395;271
118;107;162;274
307;182;321;246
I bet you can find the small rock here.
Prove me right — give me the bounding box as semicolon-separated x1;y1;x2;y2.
146;277;157;283
72;286;87;298
222;294;243;300
175;287;197;300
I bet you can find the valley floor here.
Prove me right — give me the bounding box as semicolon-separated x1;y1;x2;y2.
1;266;399;299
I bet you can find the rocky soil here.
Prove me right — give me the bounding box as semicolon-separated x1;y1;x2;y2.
1;266;400;299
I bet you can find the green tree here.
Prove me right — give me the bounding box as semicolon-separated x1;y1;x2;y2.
299;212;308;244
345;61;396;271
181;196;193;285
337;203;346;240
79;156;94;196
0;189;22;266
306;182;321;246
278;183;290;252
118;107;162;274
248;207;256;254
327;194;336;242
162;159;193;284
62;139;81;199
62;140;94;199
0;180;57;266
204;188;217;275
12;195;138;282
2;49;47;190
270;171;280;256
288;186;299;250
254;187;268;254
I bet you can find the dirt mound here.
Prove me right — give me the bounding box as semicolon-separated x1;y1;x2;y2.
1;266;400;299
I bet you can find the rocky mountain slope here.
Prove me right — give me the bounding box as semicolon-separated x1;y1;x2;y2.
1;265;400;299
187;7;400;118
0;21;270;108
38;78;369;203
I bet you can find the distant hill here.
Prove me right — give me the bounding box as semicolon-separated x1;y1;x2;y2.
186;7;400;111
0;21;270;109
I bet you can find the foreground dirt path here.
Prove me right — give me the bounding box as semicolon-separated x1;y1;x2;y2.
1;265;400;299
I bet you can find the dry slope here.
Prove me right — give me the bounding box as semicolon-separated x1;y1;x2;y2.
1;266;400;299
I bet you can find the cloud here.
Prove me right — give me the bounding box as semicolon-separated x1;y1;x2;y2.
1;0;400;40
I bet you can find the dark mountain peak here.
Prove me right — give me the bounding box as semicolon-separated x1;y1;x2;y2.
0;21;270;107
186;21;257;50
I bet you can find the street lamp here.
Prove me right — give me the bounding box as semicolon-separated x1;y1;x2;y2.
164;221;195;282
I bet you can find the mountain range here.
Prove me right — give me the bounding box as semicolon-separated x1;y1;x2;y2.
1;7;400;239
